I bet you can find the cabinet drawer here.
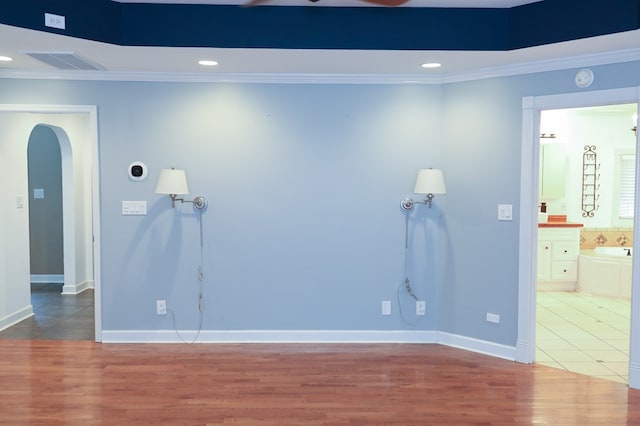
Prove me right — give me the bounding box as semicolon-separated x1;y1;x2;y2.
551;261;577;280
552;242;579;259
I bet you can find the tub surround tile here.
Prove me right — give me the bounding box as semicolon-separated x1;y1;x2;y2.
579;228;633;249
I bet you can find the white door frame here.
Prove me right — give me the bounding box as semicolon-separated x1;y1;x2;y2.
0;104;102;342
515;87;640;389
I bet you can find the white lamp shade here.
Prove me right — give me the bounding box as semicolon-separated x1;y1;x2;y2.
414;168;446;195
155;168;189;195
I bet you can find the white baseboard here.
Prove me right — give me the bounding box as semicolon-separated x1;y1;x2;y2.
629;362;640;389
515;339;533;364
62;280;93;295
102;329;439;344
0;305;34;332
31;274;64;284
100;329;517;361
437;332;517;361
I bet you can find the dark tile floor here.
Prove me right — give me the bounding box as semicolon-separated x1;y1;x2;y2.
0;283;95;340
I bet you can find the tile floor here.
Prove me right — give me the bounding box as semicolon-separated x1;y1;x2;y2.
536;291;631;384
0;283;94;340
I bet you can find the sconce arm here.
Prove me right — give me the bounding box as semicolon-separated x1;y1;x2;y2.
169;194;208;210
400;193;435;212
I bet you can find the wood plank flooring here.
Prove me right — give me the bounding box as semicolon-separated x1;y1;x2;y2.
1;341;639;425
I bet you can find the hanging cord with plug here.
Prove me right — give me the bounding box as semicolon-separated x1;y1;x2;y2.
397;211;421;326
168;208;206;343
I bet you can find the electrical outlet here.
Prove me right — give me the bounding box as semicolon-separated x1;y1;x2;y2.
156;300;167;315
44;13;66;30
486;312;500;324
497;204;513;221
382;300;391;316
416;301;426;316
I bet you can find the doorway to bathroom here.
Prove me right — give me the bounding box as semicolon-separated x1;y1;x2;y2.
535;102;637;384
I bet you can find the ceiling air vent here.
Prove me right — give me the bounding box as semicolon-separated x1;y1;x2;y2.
24;51;105;71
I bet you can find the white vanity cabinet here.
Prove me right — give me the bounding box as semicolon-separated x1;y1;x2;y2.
537;227;581;290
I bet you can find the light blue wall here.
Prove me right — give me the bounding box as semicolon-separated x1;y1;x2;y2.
439;62;640;345
28;125;64;275
3;59;640;344
1;80;444;331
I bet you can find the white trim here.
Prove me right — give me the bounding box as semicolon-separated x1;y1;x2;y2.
30;274;64;284
102;330;439;344
100;329;515;360
61;280;93;295
0;305;34;332
0;47;639;85
46;125;77;297
437;332;516;361
442;47;640;84
517;87;640;389
631;362;640;386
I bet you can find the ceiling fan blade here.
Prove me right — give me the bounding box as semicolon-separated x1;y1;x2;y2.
242;0;409;6
359;0;410;5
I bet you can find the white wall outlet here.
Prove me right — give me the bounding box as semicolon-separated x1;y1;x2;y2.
382;300;391;316
156;300;167;315
416;300;426;316
497;204;513;221
486;312;500;324
45;13;66;30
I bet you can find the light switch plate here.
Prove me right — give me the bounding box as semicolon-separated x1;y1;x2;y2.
498;204;513;221
122;200;147;215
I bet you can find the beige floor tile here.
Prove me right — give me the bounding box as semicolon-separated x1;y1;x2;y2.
535;349;555;362
536;290;631;384
600;362;630;376
544;350;596;362
535;339;576;350
570;338;619;351
583;350;629;362
602;339;630;352
552;329;596;340
560;361;618;377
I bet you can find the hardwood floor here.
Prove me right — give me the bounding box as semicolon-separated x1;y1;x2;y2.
1;341;638;425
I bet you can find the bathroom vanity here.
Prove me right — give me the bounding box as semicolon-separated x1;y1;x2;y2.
537;221;583;291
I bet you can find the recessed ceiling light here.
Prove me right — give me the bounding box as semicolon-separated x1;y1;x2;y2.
421;62;442;69
0;56;13;62
198;60;218;66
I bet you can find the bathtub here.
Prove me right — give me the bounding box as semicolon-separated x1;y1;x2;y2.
578;247;632;299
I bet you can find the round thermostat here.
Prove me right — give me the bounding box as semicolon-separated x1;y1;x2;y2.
128;161;148;181
575;69;594;88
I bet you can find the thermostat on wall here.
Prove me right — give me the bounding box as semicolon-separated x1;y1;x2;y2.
128;161;148;181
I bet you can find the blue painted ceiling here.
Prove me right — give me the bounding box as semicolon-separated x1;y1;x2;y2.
2;0;639;51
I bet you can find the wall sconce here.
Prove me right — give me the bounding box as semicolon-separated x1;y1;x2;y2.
155;168;208;210
400;168;447;211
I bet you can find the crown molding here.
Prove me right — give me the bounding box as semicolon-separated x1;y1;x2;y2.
441;47;640;83
1;47;639;85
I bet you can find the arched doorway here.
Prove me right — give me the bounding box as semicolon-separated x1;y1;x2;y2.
0;106;101;341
